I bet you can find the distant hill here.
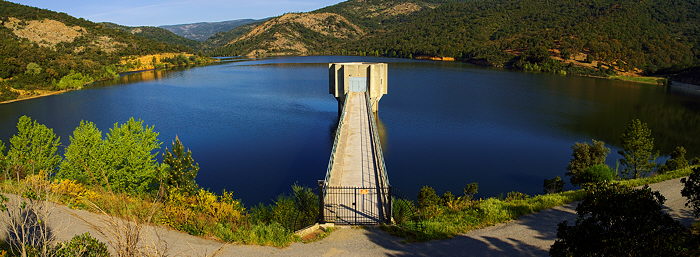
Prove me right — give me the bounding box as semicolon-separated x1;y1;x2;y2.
0;0;204;101
101;22;200;49
209;0;700;77
160;19;265;41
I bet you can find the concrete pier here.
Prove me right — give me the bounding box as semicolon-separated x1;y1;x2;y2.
322;63;391;225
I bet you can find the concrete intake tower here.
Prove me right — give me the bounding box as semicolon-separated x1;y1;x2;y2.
328;62;388;113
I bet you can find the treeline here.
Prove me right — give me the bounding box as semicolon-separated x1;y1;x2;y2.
209;0;700;78
0;1;201;101
338;0;699;75
0;116;321;254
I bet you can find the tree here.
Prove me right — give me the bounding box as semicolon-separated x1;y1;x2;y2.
618;119;658;178
659;146;689;173
550;183;692;257
566;140;610;186
544;176;564;194
417;186;440;209
463;182;478;200
103;118;161;194
6;116;61;180
58;121;106;185
681;167;700;217
24;62;42;75
162;136;199;195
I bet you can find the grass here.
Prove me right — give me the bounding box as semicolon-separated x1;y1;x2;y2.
0;177;304;248
384;166;697;242
609;75;667;85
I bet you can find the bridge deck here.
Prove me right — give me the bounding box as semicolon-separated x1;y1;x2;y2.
325;92;382;224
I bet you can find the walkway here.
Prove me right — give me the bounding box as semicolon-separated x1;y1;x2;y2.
2;177;691;256
323;92;389;224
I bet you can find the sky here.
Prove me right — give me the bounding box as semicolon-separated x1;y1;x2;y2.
9;0;345;26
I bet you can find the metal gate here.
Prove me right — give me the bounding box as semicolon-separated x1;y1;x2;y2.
349;77;367;92
321;186;391;225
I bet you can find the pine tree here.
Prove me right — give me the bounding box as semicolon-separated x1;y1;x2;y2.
6;116;61;179
162;136;199;195
618;119;657;178
659;146;689;173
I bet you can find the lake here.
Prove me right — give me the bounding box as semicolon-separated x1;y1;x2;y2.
1;56;699;204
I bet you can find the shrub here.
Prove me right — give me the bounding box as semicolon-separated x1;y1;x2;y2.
550;183;693;257
54;233;109;257
505;191;529;201
578;164;616;185
659;146;689;173
544;176;564;194
392;198;416;225
681;167;700;217
55;71;93;90
566;140;610;186
417;186;440;209
463;182;478;200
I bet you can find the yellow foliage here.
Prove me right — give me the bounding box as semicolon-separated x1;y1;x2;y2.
120;53;194;72
161;189;244;229
23;171;51;189
50;179;98;201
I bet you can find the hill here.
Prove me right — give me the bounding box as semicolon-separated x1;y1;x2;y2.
160;19;265;41
101;22;200;49
0;0;208;102
209;0;700;77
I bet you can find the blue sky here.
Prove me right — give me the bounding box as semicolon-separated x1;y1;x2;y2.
9;0;345;26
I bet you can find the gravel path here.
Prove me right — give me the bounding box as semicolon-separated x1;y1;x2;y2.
1;178;694;257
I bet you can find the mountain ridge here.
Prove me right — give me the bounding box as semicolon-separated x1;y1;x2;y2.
160;19;265;41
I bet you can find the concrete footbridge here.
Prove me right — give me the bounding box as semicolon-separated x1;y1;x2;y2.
321;63;392;225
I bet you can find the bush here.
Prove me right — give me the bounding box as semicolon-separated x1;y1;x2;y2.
392;198;417;225
578;164;616;185
681;167;700;217
55;71;93;90
463;183;478;200
54;233;109;257
659;146;689;174
550;183;693;257
417;186;440;209
566;140;610;186
505;191;529;201
544;176;565;194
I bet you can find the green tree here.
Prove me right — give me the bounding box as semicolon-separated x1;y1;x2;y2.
56;71;93;90
162;136;199;195
6;116;61;179
24;62;42;75
417;186;440;209
659;146;689;173
618;119;658;178
58;121;106;185
566;140;610;186
681;167;700;217
544;176;564;194
103;118;161;194
463;182;478;200
550;183;692;257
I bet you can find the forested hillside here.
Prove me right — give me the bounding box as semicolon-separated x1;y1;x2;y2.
0;1;206;102
209;0;700;77
101;22;200;49
160;19;264;41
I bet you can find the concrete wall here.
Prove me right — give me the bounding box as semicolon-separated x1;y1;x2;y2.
328;62;388;112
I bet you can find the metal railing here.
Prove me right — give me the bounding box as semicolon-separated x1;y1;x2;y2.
364;92;392;223
323;94;350;189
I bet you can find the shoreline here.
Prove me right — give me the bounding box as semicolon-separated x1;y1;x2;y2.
0;89;70;104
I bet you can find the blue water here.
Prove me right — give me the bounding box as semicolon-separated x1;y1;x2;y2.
0;56;698;204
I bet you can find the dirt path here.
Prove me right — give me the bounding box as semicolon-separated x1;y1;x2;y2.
1;178;694;257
